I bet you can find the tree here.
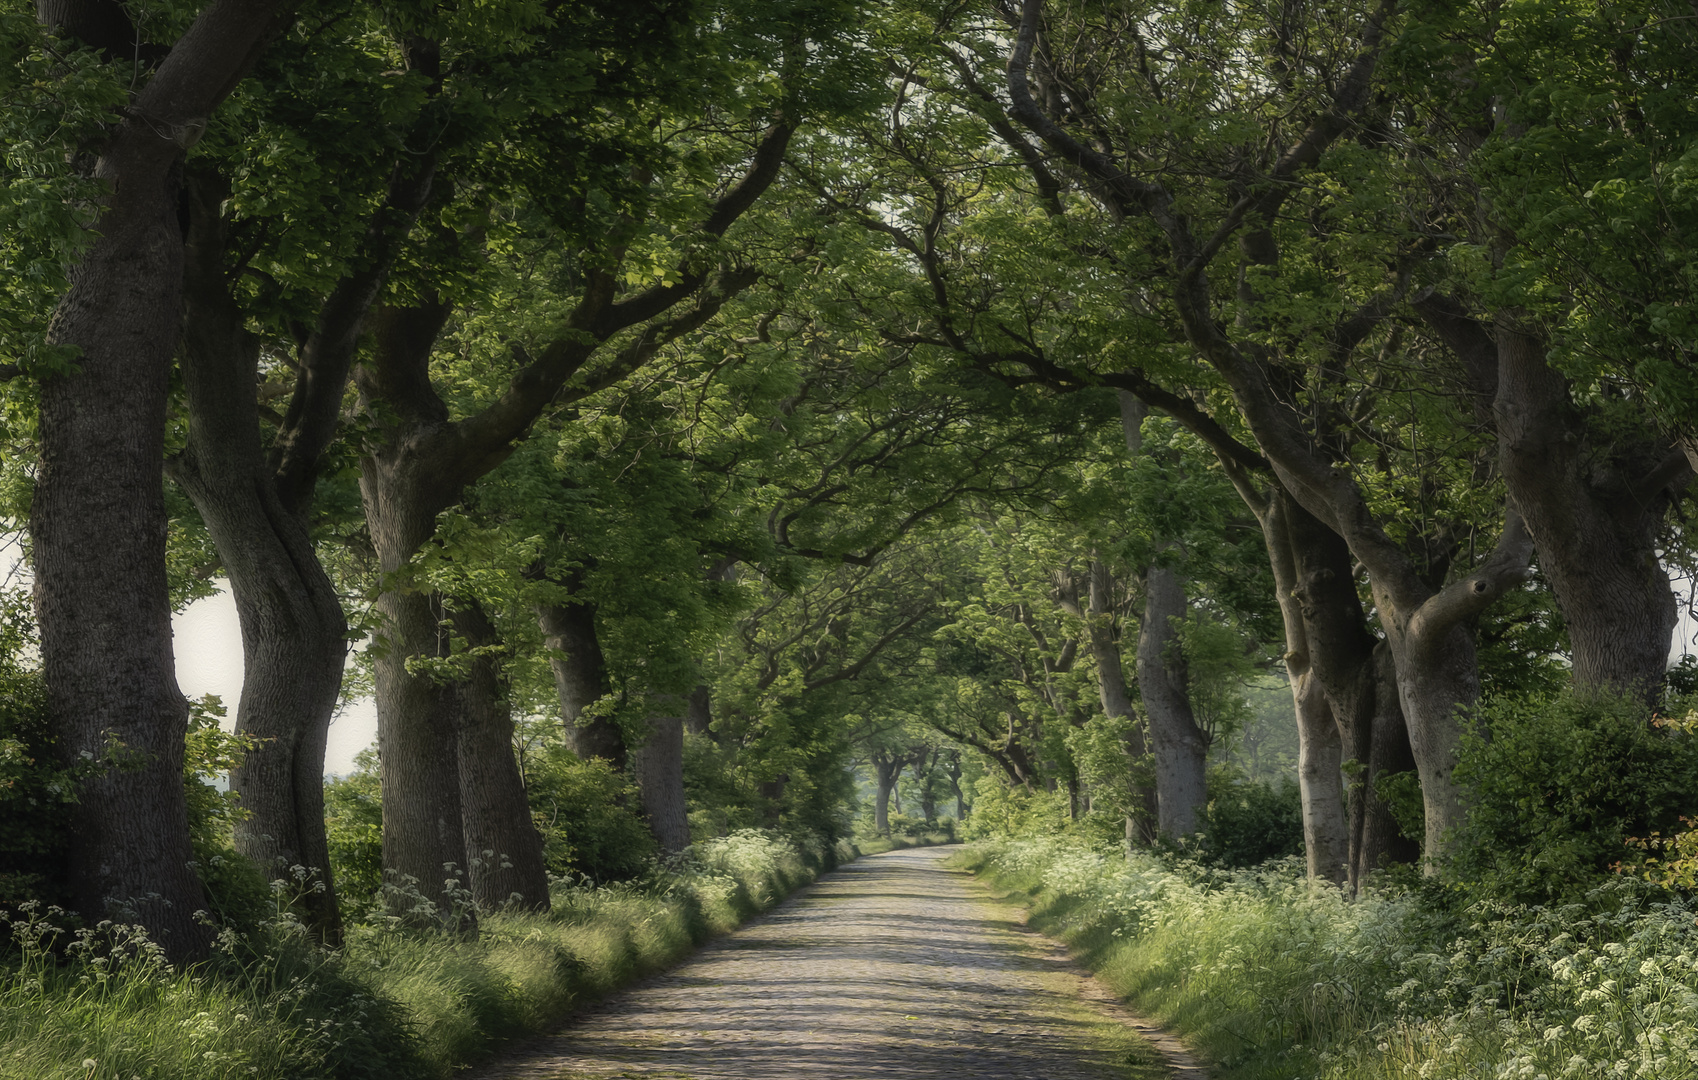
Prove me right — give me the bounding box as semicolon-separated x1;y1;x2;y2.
29;0;288;961
989;0;1541;868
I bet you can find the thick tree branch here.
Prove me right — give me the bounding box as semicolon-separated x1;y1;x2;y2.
270;143;442;515
1404;509;1532;665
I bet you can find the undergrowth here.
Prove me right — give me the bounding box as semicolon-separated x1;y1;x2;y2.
0;829;852;1080
963;835;1698;1080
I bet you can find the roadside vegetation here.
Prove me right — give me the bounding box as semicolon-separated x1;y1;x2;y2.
961;689;1698;1080
0;828;848;1080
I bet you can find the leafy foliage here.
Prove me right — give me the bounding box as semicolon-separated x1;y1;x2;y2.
1199;769;1305;869
1450;692;1698;905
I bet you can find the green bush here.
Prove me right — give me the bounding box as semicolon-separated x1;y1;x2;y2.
0;828;834;1080
0;667;70;908
960;776;1068;840
1199;769;1304;868
324;749;385;909
524;747;657;882
1450;691;1698;904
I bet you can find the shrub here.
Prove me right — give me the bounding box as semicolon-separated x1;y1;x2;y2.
960;776;1068;840
963;833;1698;1080
1450;690;1698;904
0;826;832;1080
0;666;70;908
524;747;656;882
1199;768;1304;867
324;748;385;909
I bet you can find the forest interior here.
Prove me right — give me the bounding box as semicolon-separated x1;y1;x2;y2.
4;0;1698;1077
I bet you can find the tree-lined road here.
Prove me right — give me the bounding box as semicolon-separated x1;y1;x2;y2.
478;847;1203;1080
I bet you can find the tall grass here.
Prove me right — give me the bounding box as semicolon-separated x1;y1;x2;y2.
964;835;1698;1080
0;829;845;1080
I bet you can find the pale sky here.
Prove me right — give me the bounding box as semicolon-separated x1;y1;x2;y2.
172;580;378;775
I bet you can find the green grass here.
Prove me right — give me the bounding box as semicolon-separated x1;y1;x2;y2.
959;835;1698;1080
0;830;842;1080
956;840;1404;1079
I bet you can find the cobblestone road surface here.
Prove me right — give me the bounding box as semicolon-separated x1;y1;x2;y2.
476;846;1206;1080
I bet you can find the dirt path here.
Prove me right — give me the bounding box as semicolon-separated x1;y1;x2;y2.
476;846;1207;1080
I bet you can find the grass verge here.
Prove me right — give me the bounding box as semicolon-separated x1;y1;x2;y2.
959;834;1698;1080
0;830;849;1080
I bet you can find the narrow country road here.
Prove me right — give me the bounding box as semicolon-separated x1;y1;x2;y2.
476;846;1206;1080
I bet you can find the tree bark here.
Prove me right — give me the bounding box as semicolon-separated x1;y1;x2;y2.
632;708;691;852
449;602;550;911
1275;489;1418;885
174;171;349;942
31;0;285;962
1136;566;1208;837
1417;296;1685;701
1257;490;1350;885
362;489;471;924
360;305;557;922
536;594;625;769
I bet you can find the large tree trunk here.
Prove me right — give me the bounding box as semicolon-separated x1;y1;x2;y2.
1377;610;1484;866
1414;258;1686;707
364;550;471;924
536;596;625;769
175;173;347;942
359;305;551;924
451;603;550;911
1272;489;1418;886
30;0;287;962
1136;566;1208;837
359;387;470;920
34;228;207;954
632;709;690;852
1494;320;1680;699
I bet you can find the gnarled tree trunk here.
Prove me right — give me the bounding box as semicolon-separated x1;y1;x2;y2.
1257;490;1349;885
1274;489;1418;887
450;603;549;911
175;172;348;942
1419;297;1686;702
